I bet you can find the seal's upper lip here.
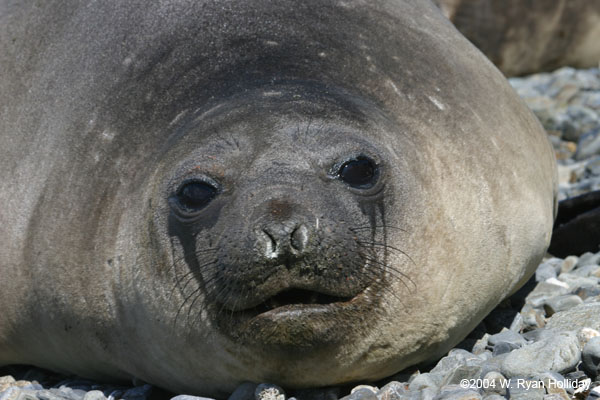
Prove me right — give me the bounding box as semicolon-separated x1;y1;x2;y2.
237;288;355;317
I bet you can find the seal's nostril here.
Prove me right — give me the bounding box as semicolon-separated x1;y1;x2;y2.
256;228;279;259
263;228;277;252
257;223;309;259
291;224;309;252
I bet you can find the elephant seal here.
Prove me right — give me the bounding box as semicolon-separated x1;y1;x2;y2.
0;0;556;398
434;0;600;76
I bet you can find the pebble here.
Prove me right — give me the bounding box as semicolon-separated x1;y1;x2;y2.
536;372;569;400
578;252;600;267
170;396;216;400
575;128;600;160
487;330;526;347
506;379;545;400
255;384;286;400
481;372;506;396
229;383;258;400
526;281;569;308
557;274;599;290
535;263;557;282
0;387;21;400
432;386;480;400
482;396;504;400
82;391;106;400
500;331;580;377
408;374;438;392
543;294;583;316
344;389;377;400
376;382;408;400
545;303;600;334
582;336;600;377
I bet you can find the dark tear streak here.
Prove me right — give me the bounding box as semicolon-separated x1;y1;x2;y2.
377;198;388;268
167;214;203;284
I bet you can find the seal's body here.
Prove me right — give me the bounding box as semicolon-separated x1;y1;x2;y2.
0;0;556;397
435;0;600;76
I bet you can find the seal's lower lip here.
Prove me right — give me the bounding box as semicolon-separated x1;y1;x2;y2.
240;288;356;318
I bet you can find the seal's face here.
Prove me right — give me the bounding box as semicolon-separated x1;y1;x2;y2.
152;93;408;352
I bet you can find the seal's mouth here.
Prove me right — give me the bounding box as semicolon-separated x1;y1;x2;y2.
243;288;355;316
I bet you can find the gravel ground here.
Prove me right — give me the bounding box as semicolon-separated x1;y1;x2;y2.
1;67;599;400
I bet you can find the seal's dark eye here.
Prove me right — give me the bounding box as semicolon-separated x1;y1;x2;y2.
175;181;217;212
338;157;378;188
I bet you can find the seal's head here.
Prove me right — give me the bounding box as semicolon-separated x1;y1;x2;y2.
148;85;416;361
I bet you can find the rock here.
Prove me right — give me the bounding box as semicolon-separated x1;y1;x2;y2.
578;328;600;344
536;263;557;282
0;387;21;400
171;396;216;400
83;391;107;400
582;336;600;377
526;281;570;308
488;330;526;347
587;387;600;400
471;334;489;356
0;378;15;385
560;256;579;273
562;105;599;142
293;388;341;400
123;385;152;400
556;274;599;291
408;374;438;392
441;365;483;387
543;295;584;316
433;385;481;400
255;384;286;400
576;286;600;299
575;128;600;160
376;382;408;400
506;379;545;400
586;156;600;177
500;331;580;377
103;389;123;400
37;389;67;400
481;396;504;400
563;371;589;395
420;388;438;400
229;383;258;400
521;329;555;343
53;387;86;400
492;342;519;356
545;303;600;334
520;305;546;330
577;252;600;268
572;264;600;278
543;395;565;400
351;387;377;395
509;312;524;332
536;372;569;400
343;388;377;400
21;384;43;391
481;372;506;396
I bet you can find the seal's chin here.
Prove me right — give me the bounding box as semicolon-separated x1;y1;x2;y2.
241;288;355;318
216;284;373;348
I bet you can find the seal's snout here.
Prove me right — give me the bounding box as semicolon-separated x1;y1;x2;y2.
256;222;309;259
